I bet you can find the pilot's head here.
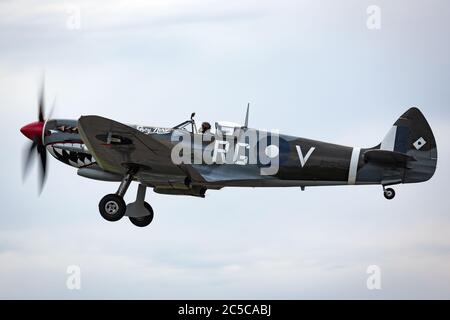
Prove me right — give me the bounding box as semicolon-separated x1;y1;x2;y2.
201;122;211;133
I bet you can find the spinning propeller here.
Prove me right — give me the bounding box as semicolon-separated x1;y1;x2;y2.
20;80;54;193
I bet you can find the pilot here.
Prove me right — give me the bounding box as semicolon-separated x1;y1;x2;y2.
200;122;211;134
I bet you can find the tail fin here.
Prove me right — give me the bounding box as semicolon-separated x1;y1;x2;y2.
380;107;437;183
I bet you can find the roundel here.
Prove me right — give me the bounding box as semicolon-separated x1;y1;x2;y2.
265;145;279;158
257;135;290;166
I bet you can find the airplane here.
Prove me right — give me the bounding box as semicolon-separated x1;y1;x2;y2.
21;84;438;227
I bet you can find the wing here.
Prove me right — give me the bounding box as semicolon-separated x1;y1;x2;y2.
78;116;185;179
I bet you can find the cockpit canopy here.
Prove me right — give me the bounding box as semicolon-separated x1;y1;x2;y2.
215;121;241;136
173;115;245;136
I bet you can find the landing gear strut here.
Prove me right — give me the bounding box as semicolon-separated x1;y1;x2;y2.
383;186;396;200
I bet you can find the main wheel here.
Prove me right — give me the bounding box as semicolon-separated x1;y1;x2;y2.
129;202;154;227
384;188;396;200
99;194;127;222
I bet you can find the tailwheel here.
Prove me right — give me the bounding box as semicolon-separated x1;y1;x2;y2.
383;187;396;200
99;194;126;221
129;202;154;227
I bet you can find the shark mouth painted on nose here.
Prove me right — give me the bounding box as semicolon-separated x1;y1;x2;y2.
48;143;95;168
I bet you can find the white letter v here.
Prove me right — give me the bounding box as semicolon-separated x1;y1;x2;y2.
296;145;316;168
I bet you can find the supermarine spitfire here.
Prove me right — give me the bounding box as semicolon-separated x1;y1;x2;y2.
21;83;437;227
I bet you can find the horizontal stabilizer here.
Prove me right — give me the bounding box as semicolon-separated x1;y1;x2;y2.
364;149;416;167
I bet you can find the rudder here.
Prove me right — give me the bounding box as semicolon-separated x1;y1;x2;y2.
380;107;437;183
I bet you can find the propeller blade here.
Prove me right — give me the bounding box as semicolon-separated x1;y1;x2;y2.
48;95;57;120
38;78;45;122
37;143;47;193
22;76;51;194
23;138;38;180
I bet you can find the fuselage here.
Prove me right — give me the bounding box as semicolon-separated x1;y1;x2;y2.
41;118;377;188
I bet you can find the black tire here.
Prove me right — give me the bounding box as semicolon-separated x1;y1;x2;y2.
384;188;396;200
129;202;154;227
99;194;126;222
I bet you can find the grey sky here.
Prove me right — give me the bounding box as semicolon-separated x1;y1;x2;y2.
0;0;449;299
